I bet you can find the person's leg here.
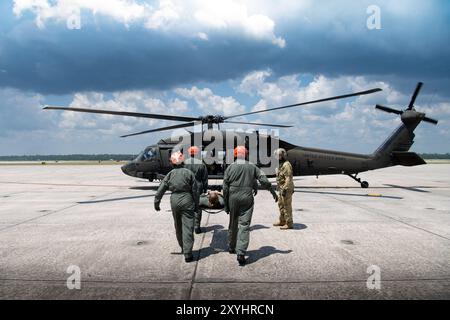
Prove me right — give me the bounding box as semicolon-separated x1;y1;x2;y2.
194;187;203;234
280;191;294;229
285;191;293;226
228;208;239;252
274;193;286;226
181;209;195;259
236;205;254;255
194;208;202;233
172;210;184;251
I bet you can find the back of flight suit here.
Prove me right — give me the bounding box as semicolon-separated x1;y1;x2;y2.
155;167;199;256
223;160;277;255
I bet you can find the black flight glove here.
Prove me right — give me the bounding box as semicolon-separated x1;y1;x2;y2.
154;201;161;212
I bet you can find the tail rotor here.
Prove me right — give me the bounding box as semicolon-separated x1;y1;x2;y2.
375;82;438;125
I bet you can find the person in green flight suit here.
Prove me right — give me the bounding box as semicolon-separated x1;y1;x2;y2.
223;146;279;266
154;151;199;263
184;146;208;234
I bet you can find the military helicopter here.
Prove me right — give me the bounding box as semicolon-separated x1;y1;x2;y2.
44;82;437;188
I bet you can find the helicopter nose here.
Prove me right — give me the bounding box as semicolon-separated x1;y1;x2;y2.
121;162;135;176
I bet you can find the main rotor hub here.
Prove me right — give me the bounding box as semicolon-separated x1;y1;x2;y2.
200;115;226;124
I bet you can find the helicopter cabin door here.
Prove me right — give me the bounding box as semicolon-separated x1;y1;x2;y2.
158;147;172;172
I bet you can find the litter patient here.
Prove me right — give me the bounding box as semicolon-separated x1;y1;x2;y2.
199;191;225;210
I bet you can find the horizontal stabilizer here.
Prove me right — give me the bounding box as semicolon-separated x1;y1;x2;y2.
391;152;426;167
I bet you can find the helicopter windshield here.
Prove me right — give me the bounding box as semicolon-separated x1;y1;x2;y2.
136;147;157;161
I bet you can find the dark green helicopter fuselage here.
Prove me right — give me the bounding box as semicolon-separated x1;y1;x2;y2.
121;111;427;188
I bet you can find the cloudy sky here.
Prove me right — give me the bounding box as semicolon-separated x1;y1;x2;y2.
0;0;449;155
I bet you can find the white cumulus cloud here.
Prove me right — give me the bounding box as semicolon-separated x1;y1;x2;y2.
175;86;245;116
193;0;285;47
13;0;146;28
13;0;285;47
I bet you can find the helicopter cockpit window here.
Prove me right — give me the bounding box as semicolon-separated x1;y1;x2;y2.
141;147;156;161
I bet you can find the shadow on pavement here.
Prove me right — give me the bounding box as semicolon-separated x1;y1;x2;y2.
294;188;403;200
293;223;307;230
202;225;224;233
195;229;229;261
246;246;293;265
250;224;270;231
129;186;160;191
78;194;155;204
384;184;431;193
195;225;298;262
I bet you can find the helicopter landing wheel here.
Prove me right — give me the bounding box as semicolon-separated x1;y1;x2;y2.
347;173;369;188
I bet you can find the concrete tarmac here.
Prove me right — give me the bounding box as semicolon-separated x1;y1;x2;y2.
0;164;449;299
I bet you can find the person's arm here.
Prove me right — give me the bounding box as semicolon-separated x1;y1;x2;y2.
154;174;170;211
191;174;199;211
253;180;258;196
255;166;278;202
223;167;230;213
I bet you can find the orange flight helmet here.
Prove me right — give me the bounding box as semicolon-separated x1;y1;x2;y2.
187;146;200;156
234;146;248;158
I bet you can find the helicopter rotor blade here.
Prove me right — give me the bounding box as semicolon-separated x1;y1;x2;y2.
44;106;200;122
120;122;196;138
224;120;293;128
408;82;423;110
225;88;382;119
422;116;438;125
375;105;403;115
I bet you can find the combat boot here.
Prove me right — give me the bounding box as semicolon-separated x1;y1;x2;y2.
280;223;293;230
273;220;285;227
185;253;194;263
237;254;246;266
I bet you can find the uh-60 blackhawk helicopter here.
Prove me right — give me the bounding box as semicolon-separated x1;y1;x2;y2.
44;82;438;188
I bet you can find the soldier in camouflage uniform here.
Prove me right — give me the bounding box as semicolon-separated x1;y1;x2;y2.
154;151;199;263
273;148;295;230
184;146;209;234
223;146;279;266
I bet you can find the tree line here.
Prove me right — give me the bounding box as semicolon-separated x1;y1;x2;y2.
0;154;137;161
